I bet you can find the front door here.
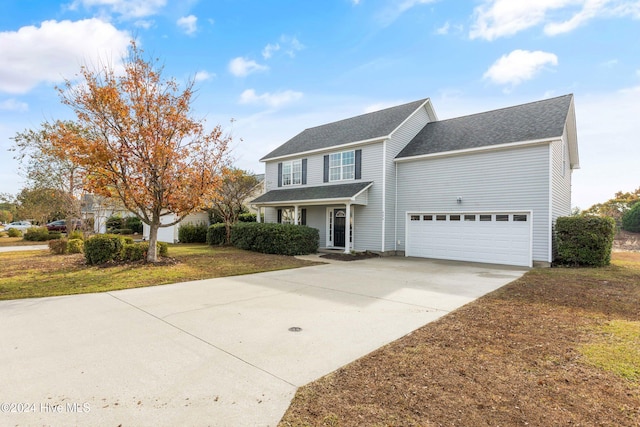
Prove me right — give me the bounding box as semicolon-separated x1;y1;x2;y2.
334;209;346;247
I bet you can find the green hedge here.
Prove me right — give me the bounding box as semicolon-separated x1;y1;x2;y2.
555;216;616;267
84;234;128;265
238;213;257;222
7;228;22;238
68;238;84;254
230;222;319;255
179;222;208;243
24;227;61;241
125;216;143;234
622;202;640;232
206;223;228;246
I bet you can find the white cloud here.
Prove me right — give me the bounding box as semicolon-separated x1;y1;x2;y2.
0;99;28;112
435;21;450;35
262;43;280;59
228;57;269;77
470;0;640;40
194;70;214;82
69;0;167;19
177;15;197;35
0;19;131;94
239;89;303;108
483;49;558;87
134;19;154;29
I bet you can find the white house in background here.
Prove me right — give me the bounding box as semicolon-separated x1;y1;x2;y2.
142;211;209;243
251;95;579;267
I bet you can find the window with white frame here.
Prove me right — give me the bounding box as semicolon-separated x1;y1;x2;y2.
282;159;302;186
329;151;355;181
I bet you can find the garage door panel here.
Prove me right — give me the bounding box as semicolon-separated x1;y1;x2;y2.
406;213;531;267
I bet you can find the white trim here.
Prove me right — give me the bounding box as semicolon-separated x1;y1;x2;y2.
261;137;385;162
325;206;355;249
548;143;554;263
404;210;533;268
394;138;559;163
253;183;374;207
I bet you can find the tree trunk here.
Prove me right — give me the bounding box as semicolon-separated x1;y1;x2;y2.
147;220;159;263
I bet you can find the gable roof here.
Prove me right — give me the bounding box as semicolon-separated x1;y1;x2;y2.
261;98;430;161
396;94;574;160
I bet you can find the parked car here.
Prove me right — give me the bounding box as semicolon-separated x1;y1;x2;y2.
4;221;33;232
45;219;82;232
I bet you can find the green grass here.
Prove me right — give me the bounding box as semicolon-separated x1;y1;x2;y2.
581;320;640;382
0;244;320;300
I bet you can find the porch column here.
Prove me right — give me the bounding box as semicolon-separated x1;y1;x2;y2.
294;205;299;225
344;202;351;254
256;207;261;223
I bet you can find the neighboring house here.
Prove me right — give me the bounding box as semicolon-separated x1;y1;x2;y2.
243;174;265;214
251;95;579;267
142;211;209;243
82;194;130;234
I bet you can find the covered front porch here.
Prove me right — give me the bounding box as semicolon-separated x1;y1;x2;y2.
251;181;373;254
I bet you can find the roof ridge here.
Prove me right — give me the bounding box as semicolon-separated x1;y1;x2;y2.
434;94;573;123
301;97;429;131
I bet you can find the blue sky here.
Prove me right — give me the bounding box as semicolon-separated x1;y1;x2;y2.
1;0;639;209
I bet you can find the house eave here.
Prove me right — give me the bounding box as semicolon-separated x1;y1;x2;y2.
394;137;560;163
251;182;374;207
260;137;387;162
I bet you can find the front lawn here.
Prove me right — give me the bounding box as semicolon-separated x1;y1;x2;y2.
0;244;320;300
280;252;640;426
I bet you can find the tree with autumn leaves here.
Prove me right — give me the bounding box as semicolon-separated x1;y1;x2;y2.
49;42;230;262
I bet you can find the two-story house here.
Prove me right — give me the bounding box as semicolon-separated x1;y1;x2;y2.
251;95;579;267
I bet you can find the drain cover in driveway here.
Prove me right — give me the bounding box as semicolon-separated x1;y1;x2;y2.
288;327;302;332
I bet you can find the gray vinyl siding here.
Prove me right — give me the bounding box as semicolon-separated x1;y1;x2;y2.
383;106;432;251
551;134;572;221
305;206;327;247
264;162;280;192
353;143;384;251
396;144;551;262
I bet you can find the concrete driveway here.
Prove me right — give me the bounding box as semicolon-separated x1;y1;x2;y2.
0;256;526;426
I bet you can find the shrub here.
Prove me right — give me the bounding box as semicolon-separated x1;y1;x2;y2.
7;228;22;238
125;216;143;234
84;234;127;265
67;238;84;254
48;238;68;255
106;215;124;231
24;227;50;241
157;241;168;257
68;230;84;241
122;242;147;261
555;216;616;267
230;222;319;255
207;223;228;245
179;222;208;243
238;213;257;222
622;202;640;233
47;232;62;240
112;228;133;235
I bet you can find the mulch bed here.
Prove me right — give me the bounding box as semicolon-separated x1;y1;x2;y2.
320;251;380;261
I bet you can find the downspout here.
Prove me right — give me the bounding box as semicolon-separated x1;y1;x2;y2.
381;139;386;253
394;162;398;252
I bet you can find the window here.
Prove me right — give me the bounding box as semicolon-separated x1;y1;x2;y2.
423;215;433;221
281;160;302;186
496;214;509;222
479;215;492;221
464;215;476;221
513;214;528;222
436;215;446;221
450;215;461;221
277;208;306;225
410;215;420;221
329;151;355;181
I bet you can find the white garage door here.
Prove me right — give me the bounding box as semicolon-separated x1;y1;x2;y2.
406;212;532;267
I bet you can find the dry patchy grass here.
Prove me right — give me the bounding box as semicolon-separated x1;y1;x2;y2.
280;252;640;427
0;244;320;300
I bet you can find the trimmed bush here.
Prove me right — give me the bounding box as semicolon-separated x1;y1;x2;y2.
67;238;84;254
207;223;227;245
238;213;257;222
47;232;62;240
106;215;124;231
122;242;147;261
7;228;22;238
555;216;616;267
48;238;68;255
68;230;84;241
24;227;50;241
111;228;133;235
230;222;319;255
157;241;168;257
125;216;143;234
178;222;208;243
84;234;127;265
622;202;640;233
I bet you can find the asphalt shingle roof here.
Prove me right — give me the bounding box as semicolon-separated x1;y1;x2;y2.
252;181;373;204
261;99;428;160
396;94;573;159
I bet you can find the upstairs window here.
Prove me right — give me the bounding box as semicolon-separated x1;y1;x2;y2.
329;151;355;181
281;159;302;186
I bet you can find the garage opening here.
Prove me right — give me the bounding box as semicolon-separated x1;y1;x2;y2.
406;212;532;267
